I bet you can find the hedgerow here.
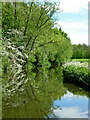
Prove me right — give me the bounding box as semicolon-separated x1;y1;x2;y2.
63;62;90;86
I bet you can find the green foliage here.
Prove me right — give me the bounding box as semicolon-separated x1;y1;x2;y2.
64;83;89;98
2;2;72;70
63;61;90;86
2;55;11;74
2;3;14;33
72;59;89;62
72;44;90;59
2;2;72;100
2;2;90;118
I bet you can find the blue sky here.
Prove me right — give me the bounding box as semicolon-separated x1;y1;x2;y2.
53;91;88;118
53;0;89;45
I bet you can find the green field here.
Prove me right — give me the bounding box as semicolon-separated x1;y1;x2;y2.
71;59;89;62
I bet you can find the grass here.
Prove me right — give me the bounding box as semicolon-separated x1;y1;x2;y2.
71;59;89;62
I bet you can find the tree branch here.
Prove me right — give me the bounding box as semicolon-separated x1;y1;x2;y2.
24;2;33;36
25;36;32;48
29;35;38;53
37;17;50;30
38;40;58;47
14;2;17;29
23;35;38;67
35;5;48;29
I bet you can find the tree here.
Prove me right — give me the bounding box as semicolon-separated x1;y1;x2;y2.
2;1;72;70
72;44;89;59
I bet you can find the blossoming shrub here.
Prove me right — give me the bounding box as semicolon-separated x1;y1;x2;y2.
1;30;29;98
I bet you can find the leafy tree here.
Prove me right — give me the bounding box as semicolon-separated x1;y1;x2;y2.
2;2;72;70
72;44;89;59
2;2;72;99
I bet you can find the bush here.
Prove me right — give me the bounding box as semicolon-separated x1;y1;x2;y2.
63;61;90;86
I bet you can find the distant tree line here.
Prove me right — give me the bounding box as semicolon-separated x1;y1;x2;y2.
72;44;90;59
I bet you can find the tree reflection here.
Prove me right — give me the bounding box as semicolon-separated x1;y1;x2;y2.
2;67;67;118
64;83;90;98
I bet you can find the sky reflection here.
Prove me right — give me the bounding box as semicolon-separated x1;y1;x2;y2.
53;91;88;118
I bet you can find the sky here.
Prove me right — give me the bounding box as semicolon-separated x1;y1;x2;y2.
53;91;88;118
53;0;89;45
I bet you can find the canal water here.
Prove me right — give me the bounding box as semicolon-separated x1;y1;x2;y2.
2;68;90;118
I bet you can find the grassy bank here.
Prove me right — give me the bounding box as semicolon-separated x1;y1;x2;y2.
71;59;89;62
63;61;90;90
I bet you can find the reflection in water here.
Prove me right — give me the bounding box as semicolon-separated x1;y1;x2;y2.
53;107;88;118
2;67;89;118
53;91;88;118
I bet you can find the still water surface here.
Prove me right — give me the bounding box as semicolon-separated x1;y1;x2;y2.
2;68;90;118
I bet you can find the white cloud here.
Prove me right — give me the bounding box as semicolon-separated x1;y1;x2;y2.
56;21;88;30
53;107;88;118
55;21;88;45
59;0;89;13
70;33;88;45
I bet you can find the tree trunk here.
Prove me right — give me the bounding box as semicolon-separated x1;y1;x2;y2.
24;2;33;36
14;2;17;29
